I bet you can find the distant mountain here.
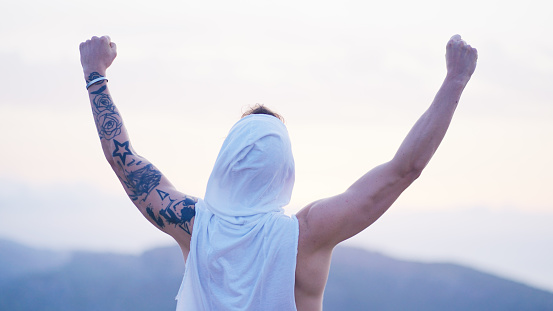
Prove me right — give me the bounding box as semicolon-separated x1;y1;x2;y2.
325;247;553;311
0;238;552;311
0;240;184;311
0;239;71;284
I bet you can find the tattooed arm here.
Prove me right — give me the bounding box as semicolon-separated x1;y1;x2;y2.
79;36;196;249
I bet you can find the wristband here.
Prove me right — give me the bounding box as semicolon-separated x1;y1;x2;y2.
86;77;108;90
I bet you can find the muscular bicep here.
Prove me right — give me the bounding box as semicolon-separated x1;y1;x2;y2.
298;161;419;251
109;146;197;245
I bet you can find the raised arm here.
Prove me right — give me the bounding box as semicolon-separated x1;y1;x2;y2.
297;35;478;251
79;36;196;249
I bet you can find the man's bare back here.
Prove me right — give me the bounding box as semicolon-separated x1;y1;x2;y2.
80;35;477;311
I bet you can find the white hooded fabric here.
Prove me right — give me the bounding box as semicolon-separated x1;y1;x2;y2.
175;114;299;311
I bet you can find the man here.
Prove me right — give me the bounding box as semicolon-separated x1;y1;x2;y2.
80;35;477;311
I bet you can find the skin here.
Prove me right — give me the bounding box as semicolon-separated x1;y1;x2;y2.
80;35;477;311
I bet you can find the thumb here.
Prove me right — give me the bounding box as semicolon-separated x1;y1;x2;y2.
110;41;117;56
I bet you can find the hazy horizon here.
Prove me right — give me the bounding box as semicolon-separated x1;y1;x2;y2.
2;176;553;293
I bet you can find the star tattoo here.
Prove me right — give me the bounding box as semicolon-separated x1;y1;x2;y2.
112;139;133;165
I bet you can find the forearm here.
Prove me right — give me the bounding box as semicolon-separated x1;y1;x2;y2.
392;76;467;175
85;72;164;205
85;72;132;166
392;35;477;177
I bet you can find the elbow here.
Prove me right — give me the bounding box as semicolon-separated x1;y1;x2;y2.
396;161;424;183
392;151;428;183
407;166;423;181
102;148;118;168
105;155;119;171
106;155;117;168
409;160;426;180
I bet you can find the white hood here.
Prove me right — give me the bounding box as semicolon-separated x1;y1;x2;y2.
203;114;295;223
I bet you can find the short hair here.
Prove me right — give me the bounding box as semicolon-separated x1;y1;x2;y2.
242;104;284;122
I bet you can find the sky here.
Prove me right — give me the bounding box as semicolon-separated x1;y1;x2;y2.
1;0;552;293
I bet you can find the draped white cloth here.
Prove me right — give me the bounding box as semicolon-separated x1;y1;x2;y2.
176;114;299;311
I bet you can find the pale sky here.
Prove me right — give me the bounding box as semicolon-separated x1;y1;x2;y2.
1;0;552;292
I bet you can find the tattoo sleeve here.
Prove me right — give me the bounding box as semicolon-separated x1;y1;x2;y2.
86;73;196;235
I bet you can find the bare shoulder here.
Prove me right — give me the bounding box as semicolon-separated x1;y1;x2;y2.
296;161;418;250
294;161;419;309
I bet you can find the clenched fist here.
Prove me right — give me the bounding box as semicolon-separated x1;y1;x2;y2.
445;35;478;84
79;36;117;78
